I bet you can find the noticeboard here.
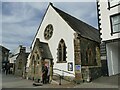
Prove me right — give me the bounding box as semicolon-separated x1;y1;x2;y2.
75;65;81;72
68;62;73;71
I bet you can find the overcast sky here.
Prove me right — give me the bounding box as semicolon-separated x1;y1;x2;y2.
1;1;98;52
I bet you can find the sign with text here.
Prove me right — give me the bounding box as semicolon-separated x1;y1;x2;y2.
75;65;81;73
68;62;73;71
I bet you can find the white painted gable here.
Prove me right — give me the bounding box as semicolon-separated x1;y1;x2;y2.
30;5;76;77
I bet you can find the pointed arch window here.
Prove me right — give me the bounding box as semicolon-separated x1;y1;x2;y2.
36;54;40;64
31;55;35;65
36;54;40;60
57;39;67;63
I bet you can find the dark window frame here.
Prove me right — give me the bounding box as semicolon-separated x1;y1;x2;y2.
108;0;120;10
18;59;22;69
57;39;67;63
110;13;120;35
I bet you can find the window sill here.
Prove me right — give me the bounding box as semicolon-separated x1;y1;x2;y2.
108;3;120;10
111;31;120;35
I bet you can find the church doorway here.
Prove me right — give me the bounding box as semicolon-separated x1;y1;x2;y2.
42;59;53;83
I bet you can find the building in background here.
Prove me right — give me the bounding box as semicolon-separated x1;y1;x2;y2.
9;45;30;76
14;46;29;78
9;45;22;74
97;0;120;76
0;45;10;74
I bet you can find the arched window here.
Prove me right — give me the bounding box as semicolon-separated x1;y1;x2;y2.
86;47;95;66
57;39;67;63
36;54;39;60
31;55;35;65
36;54;40;64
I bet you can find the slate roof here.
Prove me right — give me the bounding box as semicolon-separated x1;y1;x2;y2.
0;45;10;51
52;5;100;43
40;42;53;60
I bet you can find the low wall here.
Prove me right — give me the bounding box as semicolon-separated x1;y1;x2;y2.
82;66;102;82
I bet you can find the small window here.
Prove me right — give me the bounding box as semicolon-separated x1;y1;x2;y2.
108;0;120;8
110;14;120;34
57;39;67;63
18;59;22;69
37;54;39;60
31;55;35;65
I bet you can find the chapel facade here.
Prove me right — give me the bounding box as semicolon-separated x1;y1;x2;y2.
27;3;101;83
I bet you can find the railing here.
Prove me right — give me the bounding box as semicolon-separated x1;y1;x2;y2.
53;68;75;85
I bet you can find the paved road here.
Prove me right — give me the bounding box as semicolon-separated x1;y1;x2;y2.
74;74;119;88
75;74;120;88
1;73;74;88
1;73;119;88
0;73;2;89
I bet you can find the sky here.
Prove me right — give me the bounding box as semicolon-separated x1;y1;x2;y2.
1;1;98;52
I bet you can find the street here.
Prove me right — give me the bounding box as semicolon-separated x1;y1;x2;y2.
1;73;119;88
0;73;2;89
1;73;75;88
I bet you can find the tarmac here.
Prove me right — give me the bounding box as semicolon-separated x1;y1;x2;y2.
74;74;119;88
1;72;119;88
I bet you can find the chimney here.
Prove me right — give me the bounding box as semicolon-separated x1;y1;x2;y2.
19;45;22;48
20;47;26;53
49;2;53;6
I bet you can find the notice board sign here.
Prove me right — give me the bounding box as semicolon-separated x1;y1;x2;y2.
68;62;73;71
75;65;81;73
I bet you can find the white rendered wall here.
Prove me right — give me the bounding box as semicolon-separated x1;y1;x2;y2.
31;6;75;77
99;1;120;76
106;41;120;76
99;1;120;41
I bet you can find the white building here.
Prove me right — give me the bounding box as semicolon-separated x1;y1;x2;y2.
27;3;101;83
97;0;120;76
9;45;23;64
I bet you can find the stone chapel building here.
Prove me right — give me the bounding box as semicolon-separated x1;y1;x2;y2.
27;3;101;83
14;45;29;78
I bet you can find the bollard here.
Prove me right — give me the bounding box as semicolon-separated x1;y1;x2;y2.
59;75;61;85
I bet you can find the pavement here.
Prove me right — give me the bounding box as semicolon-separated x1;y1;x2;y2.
1;72;119;88
0;73;2;89
1;73;75;88
74;74;119;88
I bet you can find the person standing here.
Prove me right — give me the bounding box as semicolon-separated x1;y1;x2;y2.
42;65;48;84
47;66;50;83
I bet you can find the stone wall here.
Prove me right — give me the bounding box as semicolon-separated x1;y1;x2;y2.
74;33;83;83
73;33;101;83
82;66;102;82
80;37;100;66
14;46;28;77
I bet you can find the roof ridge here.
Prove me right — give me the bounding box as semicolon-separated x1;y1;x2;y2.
51;5;100;42
52;5;98;31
